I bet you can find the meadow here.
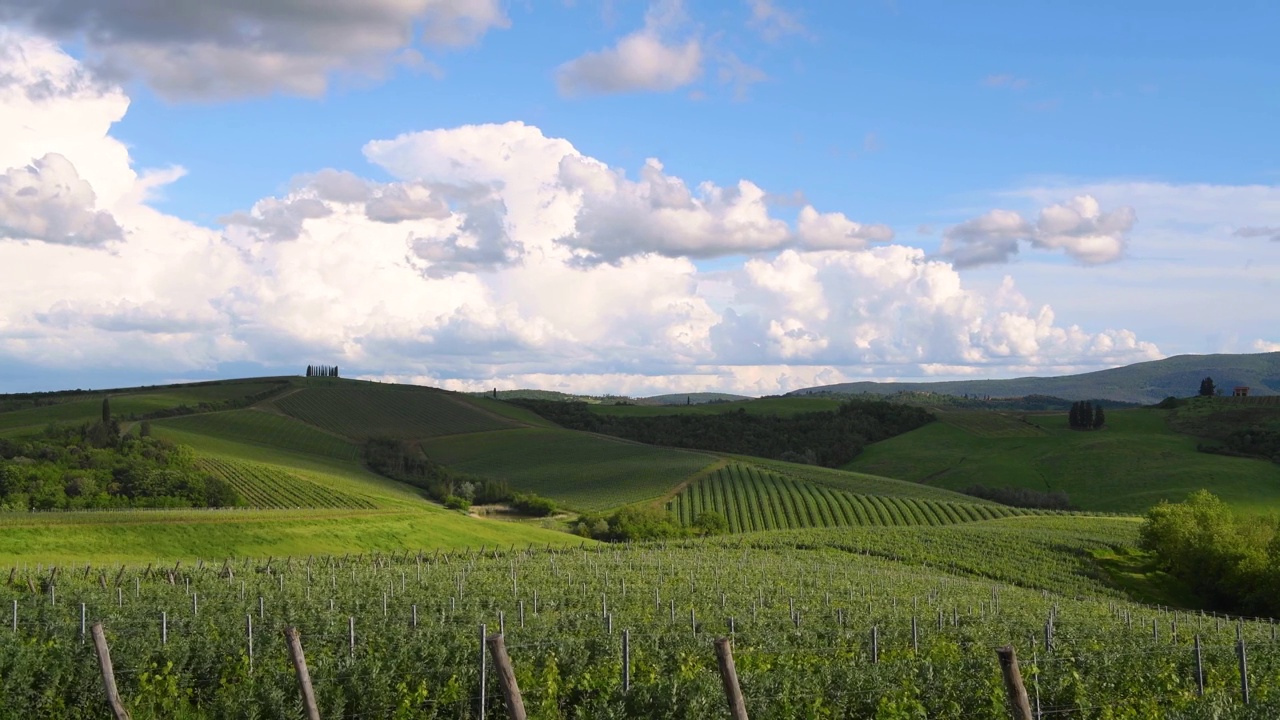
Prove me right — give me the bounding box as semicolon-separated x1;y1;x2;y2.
3;517;1273;719
845;408;1280;513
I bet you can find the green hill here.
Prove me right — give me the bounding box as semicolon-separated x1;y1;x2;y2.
418;427;717;511
275;383;519;439
588;396;842;417
845;407;1280;513
791;351;1280;404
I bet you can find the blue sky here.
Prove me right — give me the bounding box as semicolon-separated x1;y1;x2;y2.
1;0;1277;395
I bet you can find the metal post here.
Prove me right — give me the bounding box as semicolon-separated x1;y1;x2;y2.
1194;634;1204;696
623;629;631;693
479;623;487;720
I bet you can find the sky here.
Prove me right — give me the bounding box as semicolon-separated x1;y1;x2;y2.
0;0;1278;396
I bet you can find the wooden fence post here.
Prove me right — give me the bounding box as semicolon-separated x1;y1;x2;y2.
996;646;1033;720
715;638;749;720
284;627;321;720
90;624;130;720
486;634;527;720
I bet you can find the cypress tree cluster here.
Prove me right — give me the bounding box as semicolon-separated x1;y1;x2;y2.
1068;401;1105;430
306;365;340;378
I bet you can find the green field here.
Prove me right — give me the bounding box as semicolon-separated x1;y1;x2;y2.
274;385;519;439
937;410;1047;437
744;456;1002;504
846;408;1280;513
419;427;717;510
667;463;1031;532
154;409;362;462
195;457;378;509
588;395;843;417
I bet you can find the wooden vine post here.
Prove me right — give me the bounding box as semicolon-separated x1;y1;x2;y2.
996;646;1033;720
90;623;130;720
715;637;749;720
284;627;321;720
485;633;527;720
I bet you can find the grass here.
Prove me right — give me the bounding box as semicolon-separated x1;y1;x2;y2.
0;506;588;564
667;462;1031;532
1166;395;1280;439
937;411;1047;438
588;396;844;417
419;427;717;511
274;384;518;439
845;408;1280;514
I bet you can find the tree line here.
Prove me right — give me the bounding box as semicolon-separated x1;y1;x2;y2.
509;399;935;468
1067;401;1106;430
306;365;340;378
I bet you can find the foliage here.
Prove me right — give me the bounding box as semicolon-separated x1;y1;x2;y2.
364;436;510;504
1067;401;1105;430
0;424;239;511
444;494;471;511
1199;376;1216;397
1139;490;1280;615
572;506;688;541
961;484;1074;510
691;510;728;535
512;398;935;468
510;492;557;517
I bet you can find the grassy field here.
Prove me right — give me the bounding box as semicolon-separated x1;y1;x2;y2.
846;408;1280;513
0;506;586;564
937;410;1047;437
587;396;844;417
274;384;519;439
667;463;1031;532
419;427;717;511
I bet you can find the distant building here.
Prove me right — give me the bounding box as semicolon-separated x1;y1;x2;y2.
1233;386;1250;397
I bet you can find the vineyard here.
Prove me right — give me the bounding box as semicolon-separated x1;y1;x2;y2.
588;396;844;417
744;457;997;504
275;387;517;440
153;411;361;463
419;428;717;511
937;411;1048;438
667;463;1034;532
195;458;378;509
3;520;1276;719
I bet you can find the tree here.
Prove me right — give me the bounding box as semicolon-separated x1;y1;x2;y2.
693;510;729;536
1069;402;1080;428
101;397;111;424
334;365;339;378
1093;404;1106;429
1200;377;1216;397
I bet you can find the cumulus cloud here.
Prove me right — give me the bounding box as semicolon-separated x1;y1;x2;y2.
0;0;510;99
0;153;123;246
941;195;1135;267
1235;226;1280;242
0;31;1166;396
556;0;702;95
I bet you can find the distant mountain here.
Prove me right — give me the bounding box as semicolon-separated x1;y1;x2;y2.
789;352;1280;405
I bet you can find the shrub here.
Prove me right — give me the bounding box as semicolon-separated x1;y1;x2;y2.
692;510;729;536
444;495;471;512
511;492;557;517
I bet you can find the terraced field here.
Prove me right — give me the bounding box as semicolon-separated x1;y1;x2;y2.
275;385;517;439
195;457;377;509
419;427;716;511
153;410;360;461
668;463;1033;532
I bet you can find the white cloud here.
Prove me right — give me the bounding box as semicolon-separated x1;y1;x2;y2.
1255;340;1280;353
941;195;1135;267
0;0;509;99
0;31;1166;395
983;74;1029;90
0;153;123;246
745;0;808;42
556;0;702;95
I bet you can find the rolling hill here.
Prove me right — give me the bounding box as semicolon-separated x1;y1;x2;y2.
791;351;1280;404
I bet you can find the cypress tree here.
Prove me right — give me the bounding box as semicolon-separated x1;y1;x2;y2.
101;397;111;424
1093;404;1106;429
334;365;339;378
1081;402;1094;429
1200;377;1215;397
1069;401;1080;429
307;365;313;377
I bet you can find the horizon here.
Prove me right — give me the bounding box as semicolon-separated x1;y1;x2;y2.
1;1;1277;396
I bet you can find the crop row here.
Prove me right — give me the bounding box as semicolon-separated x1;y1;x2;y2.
668;464;1029;532
154;410;361;462
275;387;514;440
939;411;1048;438
1;530;1275;719
196;458;376;509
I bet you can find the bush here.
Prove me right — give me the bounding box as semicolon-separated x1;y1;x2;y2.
692;510;729;536
571;506;687;542
444;495;471;512
511;492;557;517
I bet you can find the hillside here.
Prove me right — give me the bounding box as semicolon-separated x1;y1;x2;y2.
845;407;1280;514
791;351;1280;404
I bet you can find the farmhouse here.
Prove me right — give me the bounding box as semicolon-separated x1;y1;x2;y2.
1233;386;1250;397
